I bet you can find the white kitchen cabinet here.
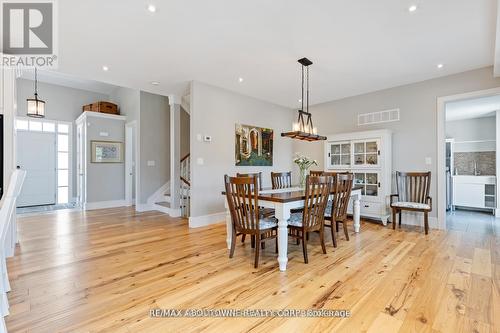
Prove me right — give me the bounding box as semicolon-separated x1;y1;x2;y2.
325;129;392;224
452;175;496;212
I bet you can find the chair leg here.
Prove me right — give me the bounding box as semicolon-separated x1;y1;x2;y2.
319;227;327;254
424;212;429;235
241;234;246;243
251;235;255;248
275;236;278;253
392;208;396;230
330;224;337;248
306;232;309;241
343;221;349;241
398;211;402;227
254;234;260;268
302;232;308;264
261;241;265;250
336;221;340;232
229;230;236;258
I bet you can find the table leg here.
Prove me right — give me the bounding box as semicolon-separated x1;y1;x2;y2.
224;199;232;249
353;196;361;233
275;203;290;272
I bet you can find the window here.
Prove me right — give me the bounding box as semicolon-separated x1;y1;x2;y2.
16;119;28;130
29;120;42;131
58;124;69;133
42;122;55;132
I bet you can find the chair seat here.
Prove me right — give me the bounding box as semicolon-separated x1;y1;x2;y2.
391;201;430;210
260;207;275;218
324;201;332;217
287;213;303;227
259;217;278;230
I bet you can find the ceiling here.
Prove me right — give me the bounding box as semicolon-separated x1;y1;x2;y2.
53;0;496;107
20;69;118;95
446;94;500;121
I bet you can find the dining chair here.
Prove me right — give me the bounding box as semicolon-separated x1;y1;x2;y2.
224;175;278;268
287;175;333;263
271;171;292;189
390;172;432;234
309;170;324;177
324;173;354;247
236;172;275;246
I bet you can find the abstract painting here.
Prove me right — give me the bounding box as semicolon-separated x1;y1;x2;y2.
91;141;124;163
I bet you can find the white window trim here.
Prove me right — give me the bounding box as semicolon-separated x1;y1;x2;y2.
15;117;74;205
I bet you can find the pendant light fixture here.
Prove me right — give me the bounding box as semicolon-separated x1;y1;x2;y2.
26;68;45;118
281;57;326;141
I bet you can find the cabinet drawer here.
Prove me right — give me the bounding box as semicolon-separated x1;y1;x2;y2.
348;200;385;216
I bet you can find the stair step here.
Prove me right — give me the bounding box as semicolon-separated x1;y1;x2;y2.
155;201;170;208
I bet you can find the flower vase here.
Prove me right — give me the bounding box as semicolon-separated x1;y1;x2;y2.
299;167;308;188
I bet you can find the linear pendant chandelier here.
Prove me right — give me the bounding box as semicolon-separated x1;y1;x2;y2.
281;57;326;141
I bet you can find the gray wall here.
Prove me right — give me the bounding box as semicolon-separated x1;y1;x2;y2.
85;116;125;202
109;86;140;122
190;81;294;218
139;91;170;204
446;116;496;152
16;78;109;198
180;106;190;158
293;66;500;218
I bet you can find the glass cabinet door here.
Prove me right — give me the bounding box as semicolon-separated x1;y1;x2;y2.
354;172;380;197
329;142;351;167
353;140;379;167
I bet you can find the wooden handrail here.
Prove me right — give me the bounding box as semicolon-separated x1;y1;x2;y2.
180;176;190;186
181;153;190;163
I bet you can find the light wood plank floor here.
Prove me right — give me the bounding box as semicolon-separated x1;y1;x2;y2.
5;207;500;332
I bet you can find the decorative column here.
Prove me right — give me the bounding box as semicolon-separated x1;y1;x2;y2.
169;96;181;216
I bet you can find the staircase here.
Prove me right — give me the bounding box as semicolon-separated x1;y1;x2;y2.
152;154;190;217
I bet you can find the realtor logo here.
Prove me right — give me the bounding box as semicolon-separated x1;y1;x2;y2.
1;0;57;68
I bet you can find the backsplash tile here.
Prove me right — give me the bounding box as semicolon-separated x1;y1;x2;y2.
454;151;496;176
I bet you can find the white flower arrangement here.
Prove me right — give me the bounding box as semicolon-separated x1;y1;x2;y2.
293;153;318;170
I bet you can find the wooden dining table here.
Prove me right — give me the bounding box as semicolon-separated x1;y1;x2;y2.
223;186;363;271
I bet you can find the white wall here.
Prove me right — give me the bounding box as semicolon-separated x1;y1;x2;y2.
446;116;496;152
293;66;500;218
189;81;294;226
16;79;109;198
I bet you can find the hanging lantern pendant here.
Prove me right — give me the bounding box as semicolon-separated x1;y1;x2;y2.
26;67;46;118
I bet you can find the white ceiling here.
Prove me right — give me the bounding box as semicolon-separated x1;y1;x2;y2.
52;0;496;107
20;69;118;95
446;94;500;121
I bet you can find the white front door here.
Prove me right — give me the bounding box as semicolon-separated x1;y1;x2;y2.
125;122;136;205
17;131;56;207
76;123;85;205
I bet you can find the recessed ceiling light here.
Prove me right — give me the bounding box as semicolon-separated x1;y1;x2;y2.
298;99;302;103
437;63;444;69
147;4;156;12
102;65;109;71
238;77;244;83
408;5;417;12
151;81;160;85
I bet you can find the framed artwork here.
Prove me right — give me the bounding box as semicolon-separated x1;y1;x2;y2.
91;140;124;163
235;124;273;166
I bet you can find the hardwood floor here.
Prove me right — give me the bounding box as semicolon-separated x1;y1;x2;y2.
5;207;499;332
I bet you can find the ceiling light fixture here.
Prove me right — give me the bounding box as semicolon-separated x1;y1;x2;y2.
26;67;45;118
238;77;244;83
408;5;417;12
102;65;109;71
281;58;326;142
437;63;444;69
151;81;160;85
147;4;156;12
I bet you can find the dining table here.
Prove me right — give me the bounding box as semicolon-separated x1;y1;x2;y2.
222;186;363;271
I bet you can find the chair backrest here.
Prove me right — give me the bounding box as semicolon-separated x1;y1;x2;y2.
236;172;263;190
271;171;292;189
395;171;431;203
224;175;260;233
309;170;324;177
301;175;333;231
329;173;354;221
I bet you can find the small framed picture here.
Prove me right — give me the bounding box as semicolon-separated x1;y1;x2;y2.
91;140;124;163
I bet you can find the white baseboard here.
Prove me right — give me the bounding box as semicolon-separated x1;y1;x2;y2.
189;212;225;228
389;211;441;229
136;203;153;212
84;200;128;210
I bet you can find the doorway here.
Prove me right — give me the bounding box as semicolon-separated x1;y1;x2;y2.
437;87;500;229
125;121;137;206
